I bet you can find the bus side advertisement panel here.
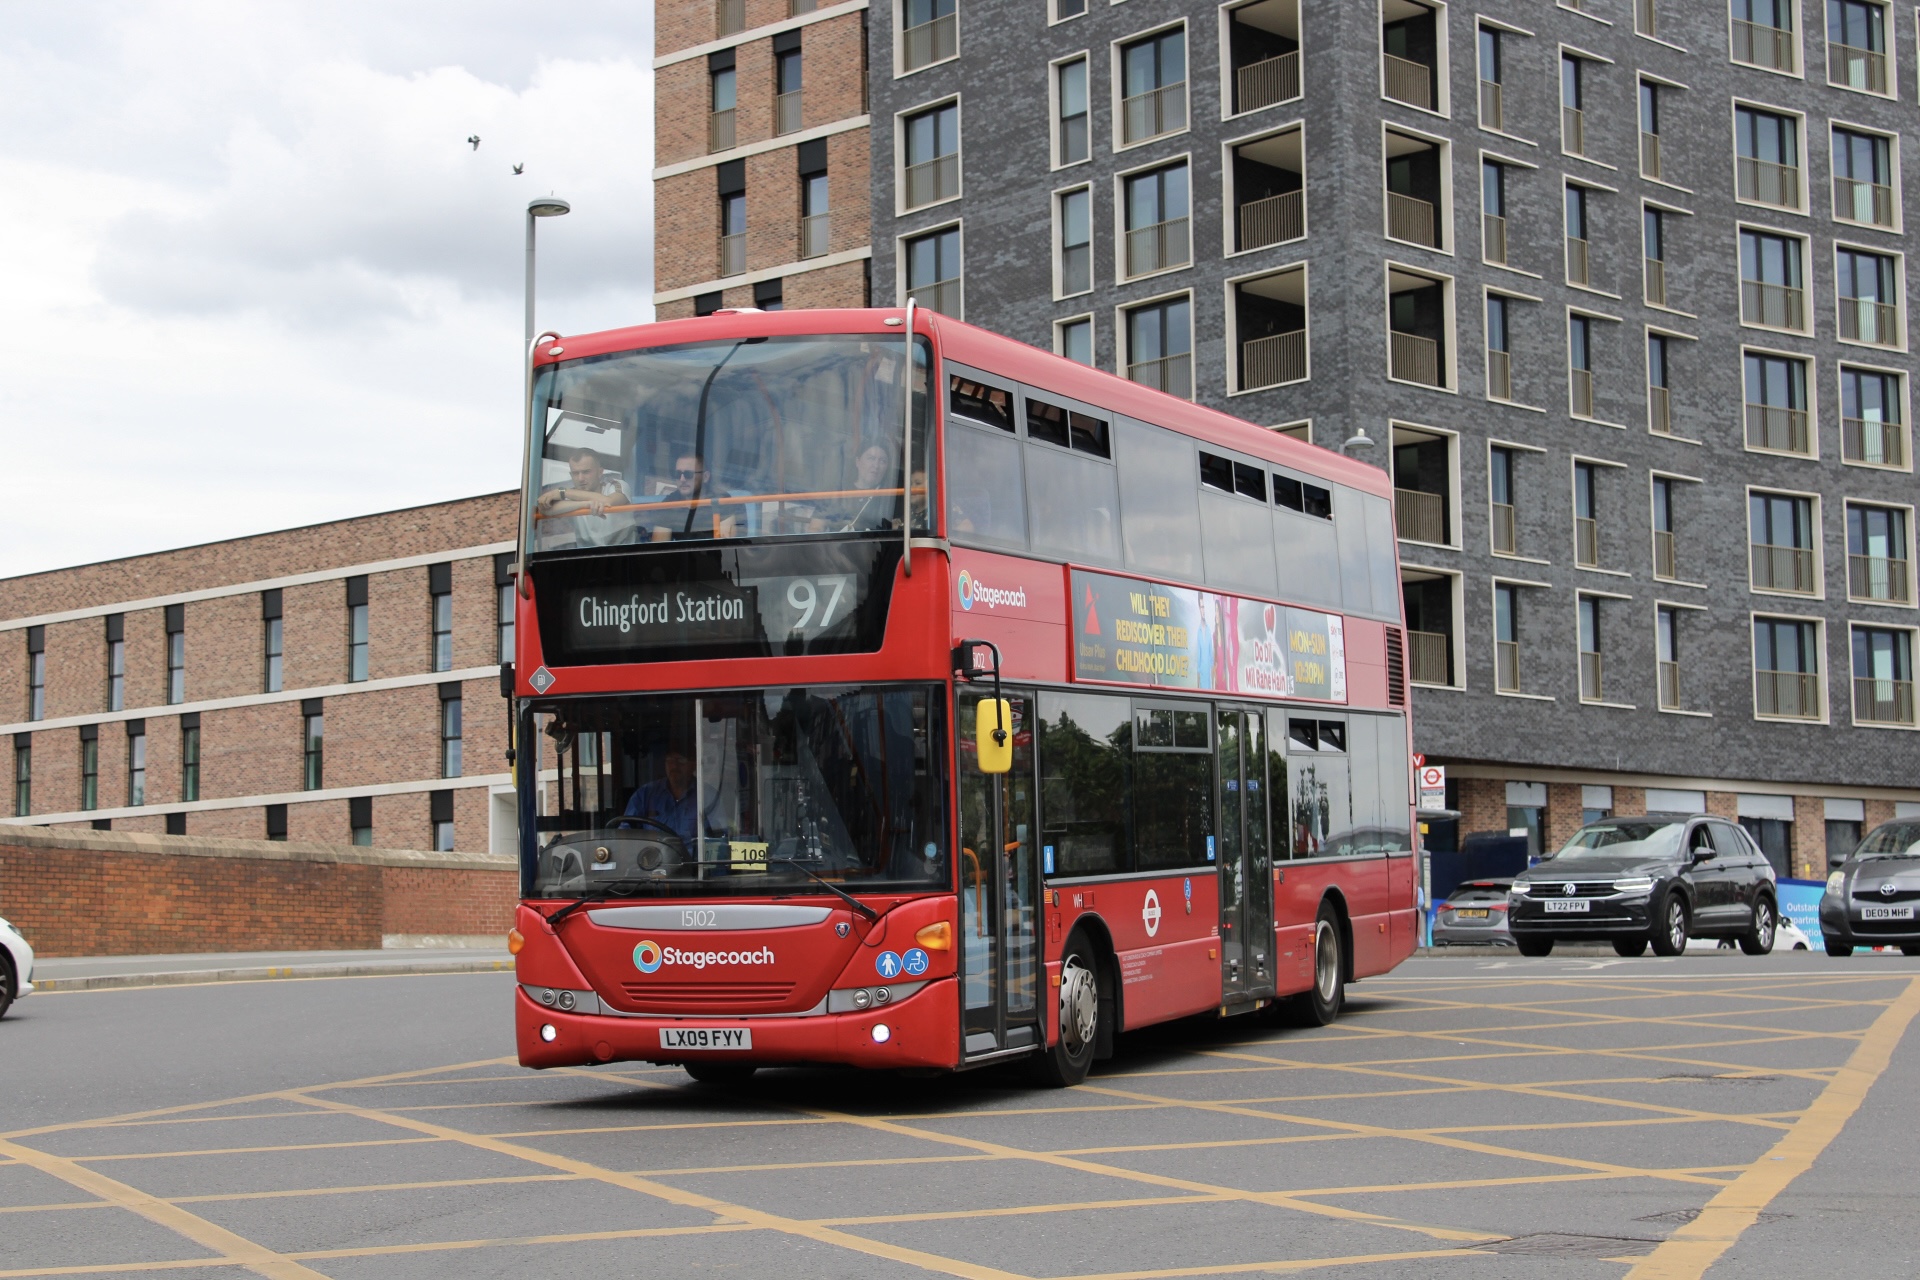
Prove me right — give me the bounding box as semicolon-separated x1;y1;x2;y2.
950;551;1069;685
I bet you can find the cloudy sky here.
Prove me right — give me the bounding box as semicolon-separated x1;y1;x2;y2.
0;2;654;579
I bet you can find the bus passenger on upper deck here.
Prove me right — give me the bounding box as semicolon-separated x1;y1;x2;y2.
536;449;636;546
653;452;738;541
810;443;897;533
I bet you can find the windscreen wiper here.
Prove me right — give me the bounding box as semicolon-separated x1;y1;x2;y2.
767;857;880;922
546;879;653;928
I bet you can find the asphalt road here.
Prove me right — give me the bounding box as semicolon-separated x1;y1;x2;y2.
4;951;1917;1279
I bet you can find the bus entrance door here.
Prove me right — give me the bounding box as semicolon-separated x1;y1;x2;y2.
959;693;1040;1061
1217;706;1276;1004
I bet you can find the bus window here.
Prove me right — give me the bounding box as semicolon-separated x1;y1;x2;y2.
1132;702;1214;871
1302;483;1333;519
1345;715;1384;852
1275;507;1342;608
1115;417;1202;578
1272;473;1303;511
1200;484;1278;595
947;423;1029;548
1285;715;1352;857
1024;446;1121;565
1038;693;1131;876
1200;452;1234;492
1375;712;1412;852
1234;462;1267;502
1361;494;1402;620
950;374;1016;432
1026;397;1111;458
1335;489;1374;617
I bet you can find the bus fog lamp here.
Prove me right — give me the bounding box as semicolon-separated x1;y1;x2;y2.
873;986;892;1005
539;1024;558;1042
852;989;872;1010
557;991;577;1011
872;1024;891;1043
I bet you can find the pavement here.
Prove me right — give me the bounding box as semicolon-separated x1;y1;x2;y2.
26;946;512;992
3;950;1917;1278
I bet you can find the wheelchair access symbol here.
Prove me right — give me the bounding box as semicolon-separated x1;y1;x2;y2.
875;951;904;979
902;948;930;976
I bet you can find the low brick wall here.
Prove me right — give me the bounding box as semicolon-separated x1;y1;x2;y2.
0;827;517;957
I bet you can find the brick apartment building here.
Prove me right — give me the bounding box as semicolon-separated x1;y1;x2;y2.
651;0;1920;875
1;494;519;854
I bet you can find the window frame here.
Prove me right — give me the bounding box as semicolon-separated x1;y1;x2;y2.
1218;0;1307;121
1730;98;1810;216
1727;0;1807;81
1114;154;1194;284
1736;222;1815;335
1848;621;1919;729
1049;53;1093;170
1745;483;1826;598
1055;313;1096;365
1828;119;1902;234
896;219;965;317
1379;0;1452;119
1111;20;1192;153
893;0;960;77
1835;360;1911;472
1116;288;1198;400
1832;241;1908;352
1826;0;1897;99
895;95;963;217
1740;342;1818;458
1384;262;1459;393
1053;182;1095;300
1388;419;1461;551
1843;498;1918;608
1749;610;1828;725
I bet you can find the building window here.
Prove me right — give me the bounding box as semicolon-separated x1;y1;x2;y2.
1648;333;1673;435
1852;626;1915;724
441;684;464;779
494;553;515;664
694;291;724;318
1124;296;1192;397
754;279;784;311
1055;0;1086;19
127;721;146;807
1653;476;1679;579
1382;2;1440;112
1841;366;1905;466
1733;0;1797;73
1122;163;1189;278
1826;805;1864;867
1486;294;1511;402
709;52;736;153
1055;57;1088;165
1057;316;1093;364
1847;503;1911;603
105;614;125;712
1568;315;1594;418
1574;462;1600;568
80;727;99;811
1736;106;1802;209
799;140;830;259
429;562;453;673
1836;248;1900;346
902;0;957;73
1478;26;1503;129
164;603;185;705
1740;229;1807;331
773;36;803;136
12;736;29;818
347;576;369;682
1643;208;1666;307
262;589;283;694
1754;617;1822;719
716;0;745;36
1119;27;1187;146
431;789;456;852
26;626;45;723
302;699;324;791
1657;606;1683;709
1833;127;1895;227
350;795;373;847
1750;491;1819;593
1490;446;1518;554
180;715;200;802
903;225;962;317
1560;56;1587;156
1481;161;1506;264
719;178;747;277
1828;0;1888;92
1058;187;1092;295
266;803;288;842
1744;351;1810;454
1639;81;1663;179
1494;583;1520;692
1565;186;1591;287
902;102;959;209
1578;597;1603;701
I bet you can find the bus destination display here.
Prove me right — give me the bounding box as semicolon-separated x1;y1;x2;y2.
562;573;859;655
1070;569;1346;701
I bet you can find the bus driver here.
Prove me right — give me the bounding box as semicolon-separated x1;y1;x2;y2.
621;745;701;846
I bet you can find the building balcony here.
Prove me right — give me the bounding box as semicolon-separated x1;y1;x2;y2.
1122;82;1187;145
775;90;802;136
1757;669;1821;719
1751;543;1817;594
1829;41;1889;94
1240;330;1306;390
1654;529;1677;580
1855;678;1916;725
1408;629;1450;686
1836;176;1895;227
1487;349;1512;401
908;278;962;318
1746;403;1810;454
1496;640;1520;693
1125;217;1191;277
1839;297;1899;346
904;155;959;209
709;109;736;153
1479;79;1502;131
800;213;830;259
1645;258;1666;307
1491;501;1517;554
1236;52;1300;113
1128;353;1192;397
902;13;957;71
1394;488;1445;544
1390;331;1440;386
1383;54;1433;110
1649;385;1672;435
1388;192;1437;247
1843;417;1905;467
1733;19;1796;73
1738;157;1801;209
1742;281;1806;330
1580;650;1604;702
1238;190;1303;251
1850;554;1911;603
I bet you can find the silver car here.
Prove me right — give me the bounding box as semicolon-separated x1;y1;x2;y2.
1432;879;1515;947
0;915;34;1018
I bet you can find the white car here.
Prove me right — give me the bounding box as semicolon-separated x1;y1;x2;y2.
0;916;33;1017
1686;919;1812;953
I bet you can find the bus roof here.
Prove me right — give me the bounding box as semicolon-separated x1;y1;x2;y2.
535;308;1391;498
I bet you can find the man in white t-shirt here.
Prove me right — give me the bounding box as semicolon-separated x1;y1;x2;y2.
537;449;636;546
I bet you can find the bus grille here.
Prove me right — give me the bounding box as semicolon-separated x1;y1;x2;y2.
619;981;797;1011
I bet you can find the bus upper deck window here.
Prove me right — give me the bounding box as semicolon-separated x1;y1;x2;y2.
1028;397;1111;458
951;375;1014;432
1068;411;1109;458
1232;461;1266;502
1272;473;1303;511
1199;451;1234;492
1302;483;1333;519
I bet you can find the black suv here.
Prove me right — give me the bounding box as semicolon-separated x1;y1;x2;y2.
1507;815;1778;958
1819;819;1920;957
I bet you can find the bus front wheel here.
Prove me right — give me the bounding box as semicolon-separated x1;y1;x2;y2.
1030;934;1101;1088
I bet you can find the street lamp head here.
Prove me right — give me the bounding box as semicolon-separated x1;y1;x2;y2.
528;196;571;218
1341;427;1376;454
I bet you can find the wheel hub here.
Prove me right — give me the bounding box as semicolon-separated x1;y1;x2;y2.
1059;959;1098;1052
1315;922;1339;1001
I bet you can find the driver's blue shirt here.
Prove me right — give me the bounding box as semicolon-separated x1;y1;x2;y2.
622;779;700;845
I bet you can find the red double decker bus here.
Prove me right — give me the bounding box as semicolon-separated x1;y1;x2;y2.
508;306;1417;1085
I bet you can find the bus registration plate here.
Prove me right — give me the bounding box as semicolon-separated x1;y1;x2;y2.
660;1027;753;1051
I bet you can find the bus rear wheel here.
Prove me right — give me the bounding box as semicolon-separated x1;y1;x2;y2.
1286;906;1345;1027
1029;934;1101;1088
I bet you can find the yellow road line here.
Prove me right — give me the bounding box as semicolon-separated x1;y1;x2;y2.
1625;974;1920;1280
75;1136;443;1162
1053;1246;1492;1279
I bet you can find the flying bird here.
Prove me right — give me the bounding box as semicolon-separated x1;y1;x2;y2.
512;163;525;175
467;135;481;150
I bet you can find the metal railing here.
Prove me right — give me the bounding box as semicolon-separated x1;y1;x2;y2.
1570;367;1594;418
1641;132;1662;179
1128;353;1192;396
1496;641;1520;693
1742;280;1805;330
720;231;746;277
1733;18;1796;73
789;0;817;13
1579;651;1604;702
1654;529;1677;579
1483;213;1507;264
1649;384;1672;435
1395;488;1446;543
1388;192;1437;247
1829;41;1889;94
800;212;830;259
1567;236;1590;286
1480;79;1503;130
1390;331;1440;386
1745;403;1810;453
907;278;962;317
1125;216;1190;277
1854;678;1916;725
1843;417;1905;467
1241;330;1307;390
904;154;959;208
1236;52;1300;113
1562;106;1585;155
1839;297;1899;346
1836;176;1896;227
1750;543;1817;593
1575;516;1599;568
1237;190;1303;250
1756;669;1821;719
1636;0;1657;37
1383;54;1433;110
1645;258;1666;306
902;13;957;70
1491;502;1517;554
716;0;746;35
1121;82;1186;144
1738;156;1801;209
709;108;736;152
1850;554;1911;603
774;90;802;135
1488;349;1512;401
1659;660;1681;710
1408;630;1451;685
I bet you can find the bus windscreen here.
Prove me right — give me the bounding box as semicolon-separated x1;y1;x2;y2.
530;335;933;551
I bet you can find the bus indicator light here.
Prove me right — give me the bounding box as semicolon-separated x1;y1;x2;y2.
914;921;951;951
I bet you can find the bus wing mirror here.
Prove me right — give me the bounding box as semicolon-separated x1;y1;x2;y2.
975;698;1013;774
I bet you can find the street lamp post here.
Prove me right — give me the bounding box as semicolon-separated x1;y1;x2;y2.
517;196;572;598
525;195;572;343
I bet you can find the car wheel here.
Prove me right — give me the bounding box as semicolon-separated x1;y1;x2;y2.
1650;893;1690;957
1825;939;1855;957
1901;944;1920;958
1612;937;1649;958
1029;932;1101;1087
1738;898;1777;956
1285;906;1347;1027
0;953;14;1020
682;1062;757;1084
1515;936;1554;957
